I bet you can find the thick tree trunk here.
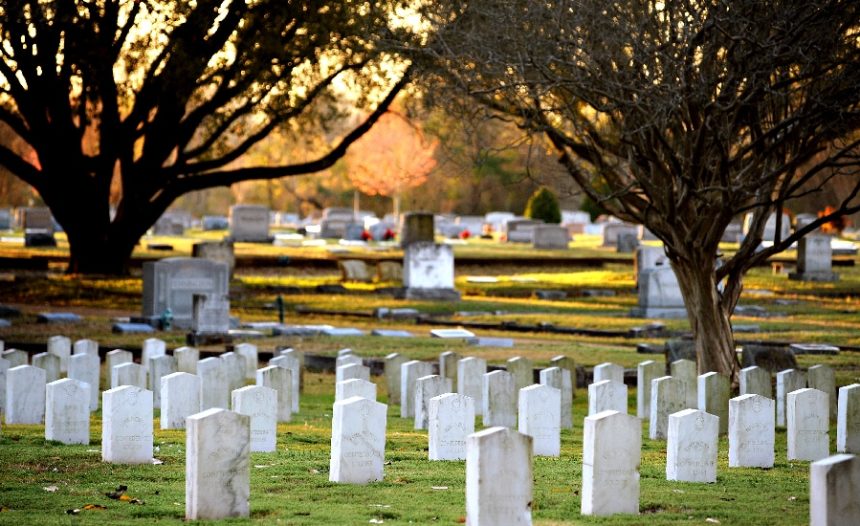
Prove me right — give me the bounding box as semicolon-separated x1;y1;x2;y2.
672;256;741;385
65;225;140;275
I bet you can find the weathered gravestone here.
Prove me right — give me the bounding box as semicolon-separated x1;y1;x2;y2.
232;385;277;453
400;212;435;246
506;219;543;243
197;358;229;410
256;365;292;422
335;378;377;402
740;365;772;399
667;409;718;483
22;207;56;247
810;454;860;526
0;357;9;415
671;359;698;409
776;368;807;427
532;225;569;249
33;352;61;383
220;351;246;394
160;372;201;430
111;362;146;389
73;339;99;356
102;385;153;464
808;364;837;420
616;231;639;253
458;357;487;416
787;388;829;461
507;356;534;398
466;427;533;525
582;410;641;516
234;343;259;380
192;293;230;335
637;360;663;420
268;355;300;413
650;376;685;440
838;384;860;454
149;355;177;409
329;396;387;484
634;246;667;287
384;353;407;405
518;384;561;457
400;360;434;419
202;215;229;231
337;363;370;385
141;337;166;372
186;408;251;519
2;349;27;367
339;260;371;282
192;240;235;276
602;222;638;247
789;234;838;282
698;372;730;435
415;375;452;430
429;393;475;461
593;362;624;384
45;378;90;445
174;346;200;374
142;258;229;329
631;265;686;318
47;335;70;373
401;242;460;300
728;394;775;468
482;370;517;428
6;365;45;423
588;380;627;416
540;367;573;429
229;204;270;242
439;351;460;392
69;353;99;411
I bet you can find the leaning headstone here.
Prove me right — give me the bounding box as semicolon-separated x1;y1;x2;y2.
232;385;277;453
401;242;460;300
415;375;452;430
45;379;90;445
68;353;99;411
458;357;487;416
234;343;259;381
728;394;775;468
161;372;201;430
269;354;300;413
593;362;624;384
197;357;229;410
637;360;663;419
540;367;573;429
186;408;250;519
338;363;370;385
174;346;200;374
582;410;641;516
102;385;153;464
439;351;460;392
111;362;146;389
519;384;561;457
2;349;27;367
807;364;837;420
837;384;860;454
73;338;98;357
810;454;860;526
141;338;166;373
789;234;838;282
650;376;685;440
141;258;229;329
229;204;270;242
787;388;829;461
329;396;388;484
400;360;434;418
776;369;807;427
256;365;292;422
666;409;718;483
5;365;46;423
105;349;132;376
698;372;730;434
588;380;627;416
47;335;71;373
507;356;534;396
149;354;177;409
740;365;772;399
335;378;377;402
429;393;475;461
482;370;517;428
466;427;533;525
670;359;698;409
33;352;61;383
384;353;407;405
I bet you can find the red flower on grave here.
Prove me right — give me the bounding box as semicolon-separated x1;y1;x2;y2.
361;230;372;241
459;229;471;239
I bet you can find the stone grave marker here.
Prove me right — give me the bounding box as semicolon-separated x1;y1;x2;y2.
439;351;460;392
279;348;305;390
5;365;46;424
506;219;543;243
776;369;807;427
428;393;475;461
111;362;146;389
384;353;407;405
593;362;624;384
102;385;153;464
141;338;166;372
186;408;251;519
631;265;686;318
400;212;435;246
666;408;718;483
229;204;270;242
808;364;837;420
789;234;838;282
142;258;229;329
518;384;561;457
458;357;487;416
339;259;371;282
2;349;27;367
234;343;259;380
742;344;798;372
33;352;61;383
174;346;200;374
790;343;840;356
220;351;246;394
161;372;201;430
232;385;277;453
401;242;460;300
256;365;292;422
430;328;476;338
45;378;90;445
337;363;370;385
0;357;9;415
616;231;639;253
601;222;637;246
728;394;775;468
269;355;300;413
837;384;860;454
149;354;177;409
507;356;534;397
329;396;387;484
540;367;573;429
415;374;451;430
698;372;730;434
588;380;627;416
650;376;685;440
192;293;230;335
68;353;99;411
400;360;434;419
549;355;576;391
637;360;663;419
192;240;235;276
740;365;772;399
582;410;641;516
482;370;517;428
810;454;860;526
787;388;829;461
73;338;98;357
105;349;132;377
198;357;229;410
670;358;698;409
47;335;71;373
466;427;533;525
22;207;56;246
532;225;569;249
335;378;377;402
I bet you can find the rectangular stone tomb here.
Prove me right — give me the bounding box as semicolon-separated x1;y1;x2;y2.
729;394;775;468
810;454;860;526
232;385;277;453
582;410;641;516
186;408;251;519
667;409;718;483
415;375;452;430
229;204;270;242
519;384;561;457
466;427;533;525
102;385;153;464
429;393;475;461
787;388;829;462
431;328;476;339
588;380;627;416
161;372;202;430
329;396;387;484
790;343;839;355
401;242;460;300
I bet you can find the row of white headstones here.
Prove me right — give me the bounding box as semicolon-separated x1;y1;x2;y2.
1;339;859;523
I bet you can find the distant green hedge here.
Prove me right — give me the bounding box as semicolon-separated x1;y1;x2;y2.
524;186;561;223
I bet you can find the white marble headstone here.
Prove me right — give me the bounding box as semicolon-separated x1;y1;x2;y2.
740;366;772;399
337;363;370;385
141;338;166;372
220;351;246;394
593;362;623;384
174;346;200;374
256;365;292;422
234;343;259;380
198;357;229;410
588;380;627;416
47;335;71;373
582;410;641;516
518;384;560;457
837;384;860;454
2;349;27;367
415;375;451;430
232;385;277;453
329;396;387;484
776;369;806;427
728;394;774;468
111;362;146;390
649;376;685;440
102;385;153;464
45;378;90;445
807;364;837;420
810;454;860;526
335;378;377;402
269;354;300;413
698;372;730;435
105;349;132;377
0;357;8;415
458;357;487;416
33;352;61;383
787;388;829;461
73;338;98;357
161;372;201;430
540;367;573;429
429;393;474;461
384;353;407;405
400;360;434;419
482;370;517;428
670;359;698;409
507;356;534;396
439;351;460;393
5;365;46;424
637;360;663;420
68;353;100;411
466;427;533;525
666;408;718;483
149;354;177;409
